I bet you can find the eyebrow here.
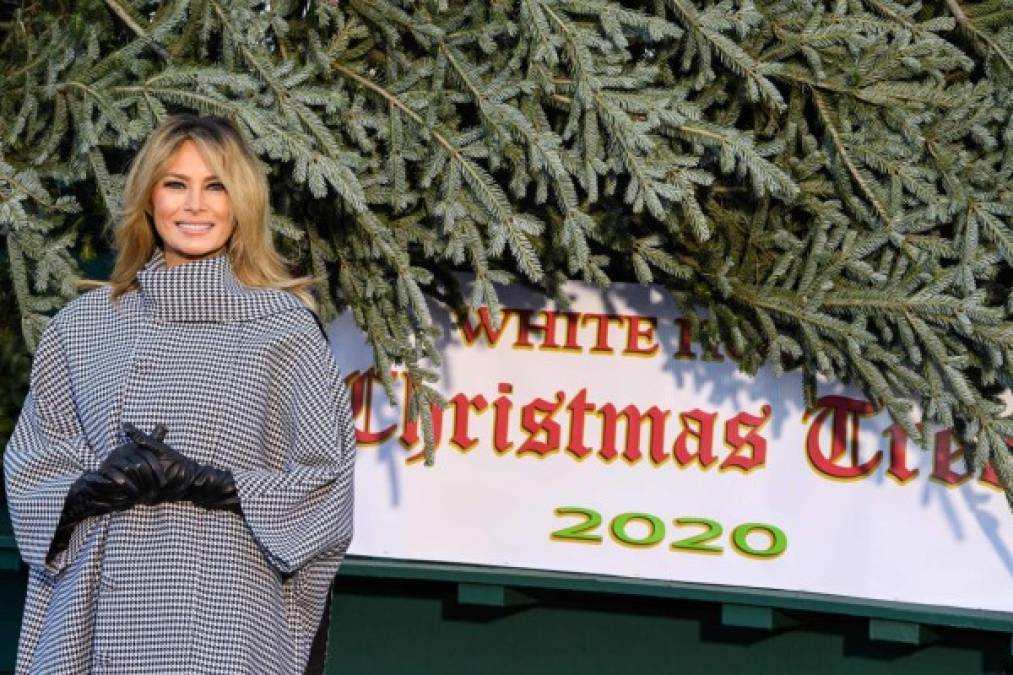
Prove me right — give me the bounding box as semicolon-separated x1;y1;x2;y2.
163;173;223;182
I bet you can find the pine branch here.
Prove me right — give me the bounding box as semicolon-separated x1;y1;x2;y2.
811;89;894;227
945;0;1013;76
102;0;170;60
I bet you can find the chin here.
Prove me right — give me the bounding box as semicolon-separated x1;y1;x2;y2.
163;240;229;261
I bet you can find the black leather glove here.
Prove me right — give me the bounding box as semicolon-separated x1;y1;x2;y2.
123;421;242;514
47;427;168;563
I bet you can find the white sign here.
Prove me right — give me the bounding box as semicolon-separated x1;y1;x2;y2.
332;280;1013;614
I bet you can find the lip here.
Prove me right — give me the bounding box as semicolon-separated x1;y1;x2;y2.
176;222;216;235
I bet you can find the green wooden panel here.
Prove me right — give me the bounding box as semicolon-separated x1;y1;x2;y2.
868;619;938;645
720;604;797;631
0;569;25;674
323;575;1011;675
337;557;1013;633
0;536;20;573
457;583;536;608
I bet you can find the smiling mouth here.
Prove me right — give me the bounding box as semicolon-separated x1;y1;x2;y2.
176;222;215;233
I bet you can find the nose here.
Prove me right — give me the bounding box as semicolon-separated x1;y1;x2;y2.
184;187;204;212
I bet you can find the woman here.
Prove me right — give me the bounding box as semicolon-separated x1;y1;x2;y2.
3;114;356;674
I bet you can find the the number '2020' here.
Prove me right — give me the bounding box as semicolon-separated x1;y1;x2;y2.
551;506;787;559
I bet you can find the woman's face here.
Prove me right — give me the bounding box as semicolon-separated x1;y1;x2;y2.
149;140;235;268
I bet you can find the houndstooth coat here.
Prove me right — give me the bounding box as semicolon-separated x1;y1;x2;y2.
3;246;356;674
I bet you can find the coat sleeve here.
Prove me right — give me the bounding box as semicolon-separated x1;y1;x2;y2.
3;315;97;577
230;321;357;577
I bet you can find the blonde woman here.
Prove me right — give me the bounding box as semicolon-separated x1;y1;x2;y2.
3;114;356;674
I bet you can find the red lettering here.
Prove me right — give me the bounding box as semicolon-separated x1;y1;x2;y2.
517;392;566;456
448;393;489;452
566;388;596;459
623;316;660;356
720;405;771;472
561;312;582;351
673;409;718;468
515;310;561;349
930;429;970;486
883;423;919;483
581;313;624;353
806;395;881;479
674;318;696;360
346;368;397;445
459;307;512;346
598;403;669;463
493;382;514;453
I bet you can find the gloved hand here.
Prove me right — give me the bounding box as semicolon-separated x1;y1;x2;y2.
48;427;169;563
123;421;242;514
63;427;169;521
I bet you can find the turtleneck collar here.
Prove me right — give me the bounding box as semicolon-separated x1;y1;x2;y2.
135;246;304;323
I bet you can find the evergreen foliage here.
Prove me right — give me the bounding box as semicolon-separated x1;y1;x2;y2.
0;241;32;497
1;0;1011;502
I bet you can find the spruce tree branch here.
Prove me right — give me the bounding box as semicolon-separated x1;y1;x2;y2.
102;0;147;40
775;69;940;110
332;62;427;133
944;0;1013;75
0;168;55;209
331;61;478;200
520;0;553;51
665;0;783;110
822;292;1001;323
538;5;588;81
3;23;64;82
862;0;949;40
438;43;492;120
332;59;533;265
811;89;892;225
439;41;579;215
675;124;723;144
222;50;339;165
943;0;969;24
110;85;238;116
733;283;876;342
904;311;979;409
57;81;101;100
540;3;657;209
102;0;169;60
4;53;45;82
6;234;33;345
241;45;285;100
232;34;341;157
209;2;287;103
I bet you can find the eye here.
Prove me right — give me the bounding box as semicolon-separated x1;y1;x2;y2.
207;182;227;192
163;180;186;189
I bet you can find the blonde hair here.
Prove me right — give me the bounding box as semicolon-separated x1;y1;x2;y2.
78;114;320;313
